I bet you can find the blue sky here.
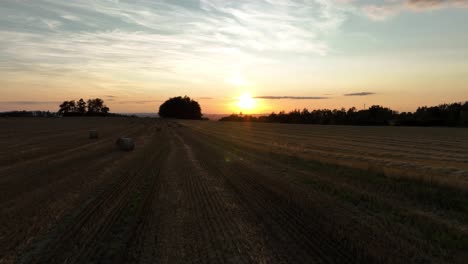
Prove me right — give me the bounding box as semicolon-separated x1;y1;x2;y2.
1;0;467;113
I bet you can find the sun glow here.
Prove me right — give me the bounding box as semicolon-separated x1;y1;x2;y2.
237;93;256;112
226;74;248;87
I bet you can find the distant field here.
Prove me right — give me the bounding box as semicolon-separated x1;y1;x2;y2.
185;121;468;187
1;118;467;263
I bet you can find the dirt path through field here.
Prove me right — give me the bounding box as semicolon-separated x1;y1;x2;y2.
125;125;384;263
128;129;279;263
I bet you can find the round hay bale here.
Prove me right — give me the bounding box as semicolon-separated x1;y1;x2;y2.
89;130;99;139
116;137;135;151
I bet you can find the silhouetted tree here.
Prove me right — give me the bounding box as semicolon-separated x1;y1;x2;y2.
58;100;76;115
159;96;202;119
77;98;87;114
219;102;468;127
102;106;110;114
57;98;110;116
87;98;107;114
0;111;56;117
461;102;468;126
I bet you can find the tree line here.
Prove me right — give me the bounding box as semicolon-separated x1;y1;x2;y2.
58;98;110;116
0;111;56;117
219;102;468;127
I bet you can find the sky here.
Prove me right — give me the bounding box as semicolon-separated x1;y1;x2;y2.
1;0;467;114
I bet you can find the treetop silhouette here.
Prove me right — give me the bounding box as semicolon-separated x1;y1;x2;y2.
58;98;110;116
220;102;468;127
159;96;202;119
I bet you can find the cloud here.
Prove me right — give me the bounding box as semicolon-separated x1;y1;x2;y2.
362;0;468;20
61;14;81;21
0;0;350;82
41;19;62;30
362;5;400;21
255;96;329;100
406;0;468;10
0;101;60;105
197;97;213;100
116;100;163;105
344;92;375;96
104;95;117;101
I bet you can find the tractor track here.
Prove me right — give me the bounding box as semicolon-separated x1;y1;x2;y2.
176;128;357;263
181;125;425;263
0;119;158;263
17;122;167;264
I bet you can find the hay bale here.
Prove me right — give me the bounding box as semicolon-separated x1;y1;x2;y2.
89;130;99;139
116;137;135;151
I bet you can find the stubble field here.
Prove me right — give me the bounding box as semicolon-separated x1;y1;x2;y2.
1;117;467;263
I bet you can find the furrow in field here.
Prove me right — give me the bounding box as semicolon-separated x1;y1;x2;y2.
17;122;162;264
128;127;281;263
0;120;142;171
180;125;429;263
186;123;468;262
0;118;137;164
2;120;158;264
171;130;256;263
188;123;468;181
0;123;145;206
178;127;358;263
194;124;468;160
191;122;468;157
208;128;468;167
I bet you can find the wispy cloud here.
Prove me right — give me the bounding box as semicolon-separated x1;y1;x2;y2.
344;92;376;96
0;0;350;89
255;96;329;100
0;101;61;105
116;100;163;105
406;0;468;10
362;0;468;20
362;5;400;21
104;95;117;101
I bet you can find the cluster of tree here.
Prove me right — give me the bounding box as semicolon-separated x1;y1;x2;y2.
219;102;468;127
58;98;110;116
399;103;468;126
0;111;56;117
158;96;203;119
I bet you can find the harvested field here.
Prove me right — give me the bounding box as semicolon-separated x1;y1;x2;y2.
1;117;467;263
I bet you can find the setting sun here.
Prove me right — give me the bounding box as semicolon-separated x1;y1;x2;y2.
238;93;256;112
